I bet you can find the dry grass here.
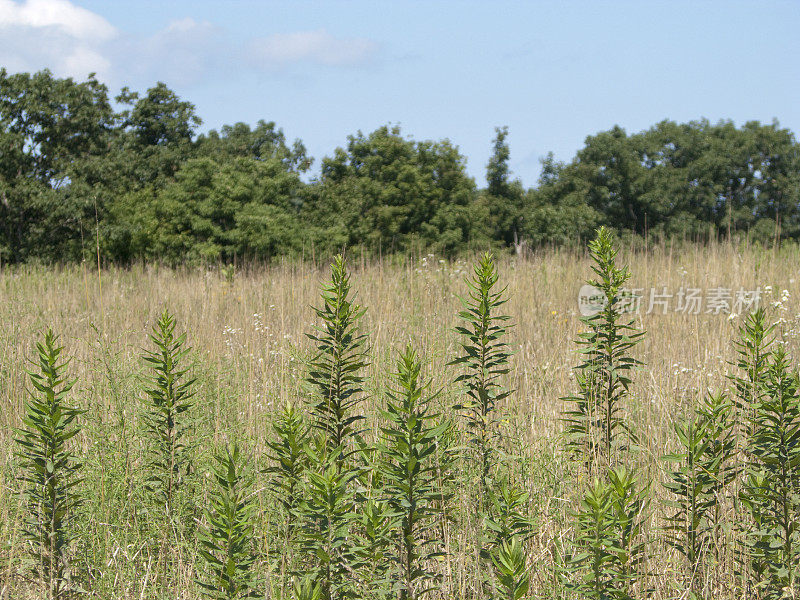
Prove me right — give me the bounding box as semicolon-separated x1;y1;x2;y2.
1;240;800;598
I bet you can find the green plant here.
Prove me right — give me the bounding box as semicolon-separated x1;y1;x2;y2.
298;447;358;600
490;537;530;600
352;498;395;600
306;254;369;464
564;466;647;600
484;481;535;551
562;227;644;473
450;251;512;500
265;404;310;546
14;329;83;600
380;345;450;600
695;391;737;560
662;392;736;592
730;307;776;447
141;308;197;518
198;444;259;599
292;577;323;600
739;346;800;599
483;482;534;600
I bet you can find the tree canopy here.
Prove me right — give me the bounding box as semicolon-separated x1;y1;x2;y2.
1;69;798;265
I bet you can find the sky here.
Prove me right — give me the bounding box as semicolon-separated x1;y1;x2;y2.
1;0;799;187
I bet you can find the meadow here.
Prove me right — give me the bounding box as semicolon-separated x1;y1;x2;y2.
2;235;800;599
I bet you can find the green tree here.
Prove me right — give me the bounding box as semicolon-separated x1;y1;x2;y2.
309;125;478;256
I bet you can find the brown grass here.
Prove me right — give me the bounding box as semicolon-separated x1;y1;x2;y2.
1;240;799;598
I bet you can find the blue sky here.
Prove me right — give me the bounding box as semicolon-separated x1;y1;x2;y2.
2;0;798;186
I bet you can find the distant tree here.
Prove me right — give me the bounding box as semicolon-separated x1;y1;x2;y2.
481;126;527;248
196;120;312;173
309;125;478;256
0;68;114;262
138;156;303;263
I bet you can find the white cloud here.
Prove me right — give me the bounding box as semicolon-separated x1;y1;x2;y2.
249;28;378;68
0;2;379;87
0;0;115;40
0;0;115;78
118;17;222;86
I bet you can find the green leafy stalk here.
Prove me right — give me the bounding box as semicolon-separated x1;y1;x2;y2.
298;448;358;600
490;537;530;600
662;392;736;592
292;577;323;600
450;250;512;502
265;404;310;548
730;307;775;450
306;254;369;465
351;498;396;600
198;444;259;599
381;345;450;600
564;466;647;600
562;227;643;474
15;329;83;600
739;347;800;599
141;308;197;518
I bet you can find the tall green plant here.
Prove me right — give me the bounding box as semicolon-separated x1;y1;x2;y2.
484;482;535;551
352;498;395;600
298;448;358;600
564;466;647;600
380;345;450;600
490;537;530;600
695;391;737;559
265;404;310;547
141;309;197;518
662;392;736;593
484;482;534;600
562;227;643;473
198;444;259;599
450;251;512;498
15;329;83;600
730;307;775;447
306;254;369;463
739;347;800;598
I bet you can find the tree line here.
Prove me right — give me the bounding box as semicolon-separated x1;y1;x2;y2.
1;68;798;265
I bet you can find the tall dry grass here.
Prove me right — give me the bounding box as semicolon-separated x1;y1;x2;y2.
1;240;799;598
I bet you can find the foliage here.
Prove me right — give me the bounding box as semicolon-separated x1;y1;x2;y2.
141;309;197;518
484;482;535;550
490;537;530;600
265;404;309;546
379;345;450;600
2;67;800;263
14;329;83;599
562;227;644;472
730;307;776;444
198;445;260;599
739;347;800;599
298;447;358;600
450;251;512;500
564;466;648;600
305;255;369;463
662;391;736;593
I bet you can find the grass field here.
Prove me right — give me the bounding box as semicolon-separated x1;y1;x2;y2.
2;239;800;599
